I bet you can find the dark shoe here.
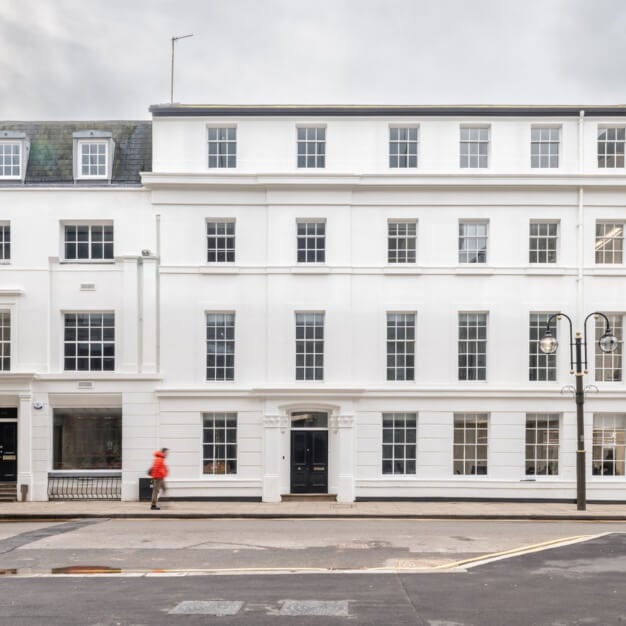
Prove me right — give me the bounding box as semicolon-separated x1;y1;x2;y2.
150;505;160;510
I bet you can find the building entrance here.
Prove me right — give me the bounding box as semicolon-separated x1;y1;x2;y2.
0;412;17;482
289;411;328;494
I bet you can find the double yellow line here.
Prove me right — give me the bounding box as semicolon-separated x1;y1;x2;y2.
430;533;600;571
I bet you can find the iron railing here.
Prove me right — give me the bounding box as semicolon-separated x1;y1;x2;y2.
48;473;121;500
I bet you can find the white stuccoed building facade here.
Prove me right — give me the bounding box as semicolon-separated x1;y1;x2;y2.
1;105;626;503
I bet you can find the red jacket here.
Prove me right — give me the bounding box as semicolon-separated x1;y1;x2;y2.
150;450;168;479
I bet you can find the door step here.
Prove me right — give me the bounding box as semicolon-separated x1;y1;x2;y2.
0;483;17;502
282;494;337;502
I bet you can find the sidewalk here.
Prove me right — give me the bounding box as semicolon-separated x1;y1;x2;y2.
1;499;625;520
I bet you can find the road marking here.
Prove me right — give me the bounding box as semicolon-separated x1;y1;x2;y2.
169;600;243;615
0;533;610;577
167;600;351;617
431;533;606;571
277;600;350;617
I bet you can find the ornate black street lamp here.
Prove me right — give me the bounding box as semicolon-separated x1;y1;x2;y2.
539;312;618;510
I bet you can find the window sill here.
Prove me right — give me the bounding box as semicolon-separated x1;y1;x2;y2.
60;260;115;265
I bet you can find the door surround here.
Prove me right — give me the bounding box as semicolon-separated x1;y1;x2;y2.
289;411;329;494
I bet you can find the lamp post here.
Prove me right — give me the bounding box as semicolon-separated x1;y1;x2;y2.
539;312;618;510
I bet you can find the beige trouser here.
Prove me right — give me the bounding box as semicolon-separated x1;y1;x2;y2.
151;478;166;505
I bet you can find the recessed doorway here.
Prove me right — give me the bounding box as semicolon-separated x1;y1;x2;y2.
0;408;18;482
290;411;328;494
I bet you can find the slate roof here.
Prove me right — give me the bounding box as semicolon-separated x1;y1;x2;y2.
0;121;152;185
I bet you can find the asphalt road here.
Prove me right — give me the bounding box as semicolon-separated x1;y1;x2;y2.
0;518;623;573
0;520;624;625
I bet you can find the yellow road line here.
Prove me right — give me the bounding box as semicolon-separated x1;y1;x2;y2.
4;533;607;578
431;533;600;571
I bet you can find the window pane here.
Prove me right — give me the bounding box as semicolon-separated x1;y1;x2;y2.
203;413;237;474
382;412;417;475
53;408;121;470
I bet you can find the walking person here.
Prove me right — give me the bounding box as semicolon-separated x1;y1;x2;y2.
149;448;168;510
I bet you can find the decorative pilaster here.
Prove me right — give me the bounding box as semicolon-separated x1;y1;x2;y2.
17;394;33;501
140;256;158;374
331;414;355;503
120;257;139;373
262;415;287;502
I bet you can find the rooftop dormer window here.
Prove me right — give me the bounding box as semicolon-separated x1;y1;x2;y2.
0;131;29;182
73;131;115;182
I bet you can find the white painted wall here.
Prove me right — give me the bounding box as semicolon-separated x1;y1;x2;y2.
152;115;621;175
4;109;626;502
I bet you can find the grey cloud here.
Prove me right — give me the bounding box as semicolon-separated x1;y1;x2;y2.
0;0;624;119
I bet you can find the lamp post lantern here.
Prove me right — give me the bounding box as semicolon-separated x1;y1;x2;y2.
539;312;617;510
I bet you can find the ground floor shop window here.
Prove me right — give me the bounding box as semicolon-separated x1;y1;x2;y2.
454;413;488;475
525;413;560;475
203;412;237;475
382;412;416;475
592;414;626;476
53;408;121;470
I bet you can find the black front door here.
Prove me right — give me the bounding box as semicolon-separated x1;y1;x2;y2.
0;422;17;482
290;430;328;493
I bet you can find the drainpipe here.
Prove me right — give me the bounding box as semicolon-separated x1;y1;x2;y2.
156;214;161;371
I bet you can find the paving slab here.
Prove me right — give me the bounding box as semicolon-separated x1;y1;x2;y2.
0;499;625;520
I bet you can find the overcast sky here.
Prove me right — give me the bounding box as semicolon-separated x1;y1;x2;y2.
1;0;625;120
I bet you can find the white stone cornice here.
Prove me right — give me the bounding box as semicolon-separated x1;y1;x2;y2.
142;171;626;190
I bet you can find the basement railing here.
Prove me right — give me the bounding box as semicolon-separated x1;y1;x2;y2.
47;472;121;500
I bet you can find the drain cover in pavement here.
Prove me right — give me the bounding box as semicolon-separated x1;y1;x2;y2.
278;600;350;616
169;601;243;615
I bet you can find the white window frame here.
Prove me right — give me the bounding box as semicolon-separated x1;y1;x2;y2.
530;126;560;169
529;313;558;382
0;309;10;372
595;314;623;382
0;131;29;182
297;125;326;169
295;311;324;381
453;413;489;475
63;311;115;372
386;312;416;381
595;221;624;265
525;413;560;476
597;126;625;169
458;221;488;264
592;413;626;477
62;222;114;262
202;412;238;475
382;412;417;475
296;219;326;263
73;131;114;181
388;125;419;169
206;219;236;263
0;142;22;180
207;126;237;169
529;221;558;264
458;312;487;381
0;222;10;263
206;312;235;381
78;141;109;179
387;220;417;264
460;125;489;169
